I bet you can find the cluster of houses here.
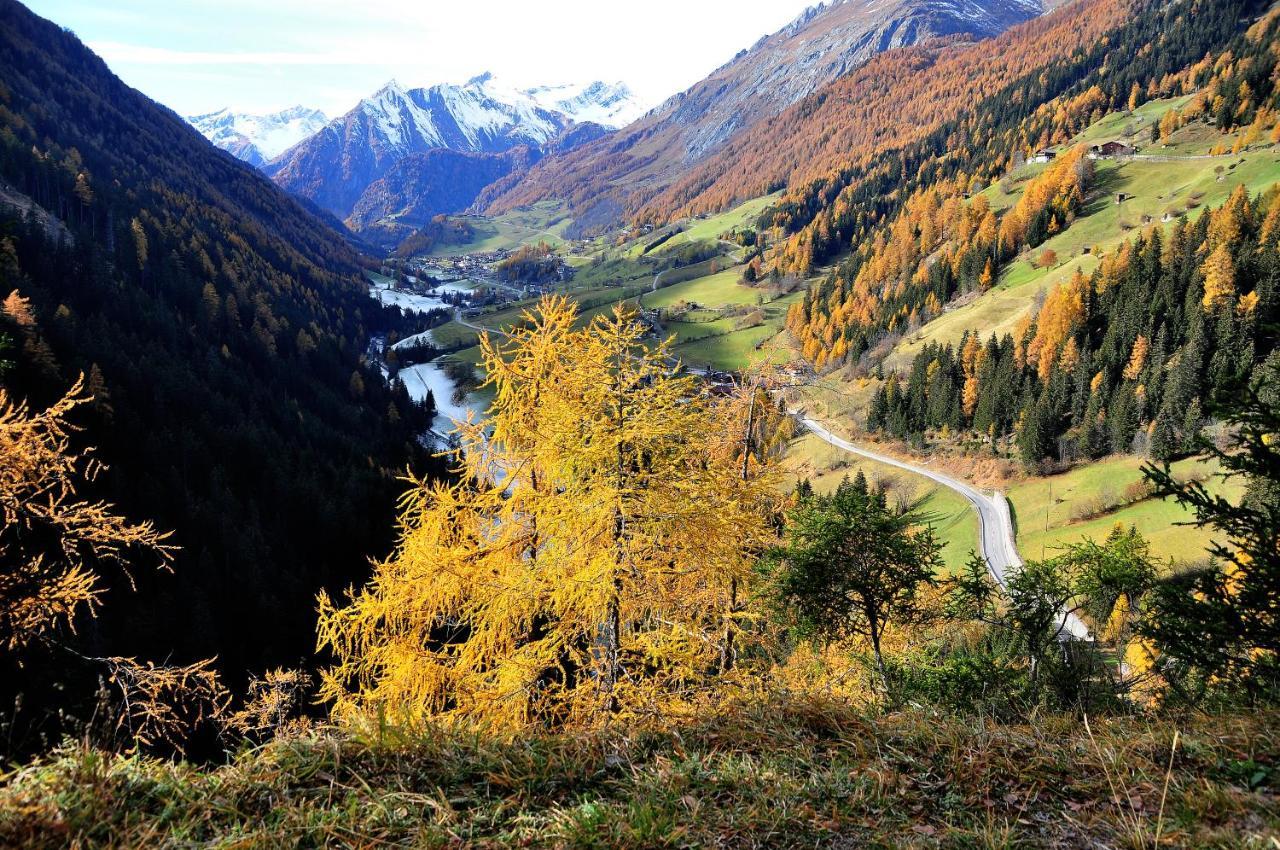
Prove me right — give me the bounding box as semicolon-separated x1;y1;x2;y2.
694;361;816;398
410;251;510;282
1030;140;1139;164
1089;140;1139;158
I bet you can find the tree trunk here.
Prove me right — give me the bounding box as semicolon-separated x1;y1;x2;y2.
868;614;889;695
722;382;759;673
601;584;621;713
602;397;626;715
720;577;738;672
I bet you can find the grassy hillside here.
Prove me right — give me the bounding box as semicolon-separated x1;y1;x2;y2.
453;238;805;372
3;703;1275;848
1007;454;1245;565
765;95;1280;570
782;433;979;573
890;99;1280;368
427;200;574;256
644;192;779;253
422;320;480;351
640;267;800;370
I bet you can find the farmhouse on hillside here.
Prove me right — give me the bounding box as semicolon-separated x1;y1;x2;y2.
1090;140;1138;158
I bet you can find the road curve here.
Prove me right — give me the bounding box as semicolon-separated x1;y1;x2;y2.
454;308;509;339
798;416;1089;640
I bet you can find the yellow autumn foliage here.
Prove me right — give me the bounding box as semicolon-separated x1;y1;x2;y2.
0;376;174;650
317;297;780;730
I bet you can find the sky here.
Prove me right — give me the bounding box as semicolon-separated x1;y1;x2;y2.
26;0;821;119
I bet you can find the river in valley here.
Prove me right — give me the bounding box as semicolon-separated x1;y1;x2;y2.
366;272;485;436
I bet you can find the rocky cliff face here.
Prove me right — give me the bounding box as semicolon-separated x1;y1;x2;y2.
671;0;1043;161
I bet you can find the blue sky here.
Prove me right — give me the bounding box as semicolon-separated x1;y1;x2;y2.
26;1;819;118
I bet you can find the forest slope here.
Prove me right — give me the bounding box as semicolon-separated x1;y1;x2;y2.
0;0;442;683
480;0;1050;232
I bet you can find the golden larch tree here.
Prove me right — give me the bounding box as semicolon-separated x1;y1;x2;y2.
1201;244;1236;310
317;297;778;729
0;377;174;650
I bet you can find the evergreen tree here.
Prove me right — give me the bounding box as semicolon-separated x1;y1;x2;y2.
1140;354;1280;701
765;476;942;691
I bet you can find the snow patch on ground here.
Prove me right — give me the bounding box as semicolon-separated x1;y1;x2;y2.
369;280;449;314
392;329;435;350
397;363;481;432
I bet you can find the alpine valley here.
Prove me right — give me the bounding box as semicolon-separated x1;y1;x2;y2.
3;0;1280;846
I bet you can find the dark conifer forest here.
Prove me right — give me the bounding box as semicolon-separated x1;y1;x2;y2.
0;0;445;716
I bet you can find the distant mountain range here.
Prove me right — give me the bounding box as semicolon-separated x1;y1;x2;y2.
221;74;643;245
182;0;1046;247
186;105;329;167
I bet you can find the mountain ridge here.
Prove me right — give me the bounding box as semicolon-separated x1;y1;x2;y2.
186;105;329;167
480;0;1047;231
266;74;643;233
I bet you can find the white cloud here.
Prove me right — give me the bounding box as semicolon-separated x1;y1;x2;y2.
88;42;367;66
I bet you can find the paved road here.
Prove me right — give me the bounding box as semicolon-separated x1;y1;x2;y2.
454;308;509;339
799;416;1089;640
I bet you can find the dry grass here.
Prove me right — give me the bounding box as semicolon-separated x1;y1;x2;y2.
1;700;1276;848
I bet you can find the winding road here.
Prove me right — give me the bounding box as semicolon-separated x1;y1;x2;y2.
443;309;1088;639
799;415;1089;640
454;308;507;339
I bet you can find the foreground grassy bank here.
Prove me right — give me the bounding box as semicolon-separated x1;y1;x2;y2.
2;701;1276;848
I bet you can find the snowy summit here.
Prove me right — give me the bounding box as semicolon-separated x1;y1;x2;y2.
186;106;329;167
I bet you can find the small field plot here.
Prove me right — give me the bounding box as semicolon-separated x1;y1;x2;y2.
1006;454;1244;565
645;268;763;309
428;201;574;257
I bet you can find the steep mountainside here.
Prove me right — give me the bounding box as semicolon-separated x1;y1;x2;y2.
347;145;540;246
269;74;640;232
0;0;442;679
640;0;1131;226
186;105;329;167
480;0;1046;232
776;0;1278;470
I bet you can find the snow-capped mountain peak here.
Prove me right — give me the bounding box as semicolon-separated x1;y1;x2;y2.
187;106;328;166
334;73;645;161
267;73;651;226
523;80;647;128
